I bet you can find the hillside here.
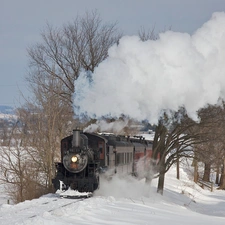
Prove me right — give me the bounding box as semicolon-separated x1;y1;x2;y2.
0;105;17;128
0;163;224;224
0;105;15;115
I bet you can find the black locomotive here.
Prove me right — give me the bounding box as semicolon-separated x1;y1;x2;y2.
52;129;153;193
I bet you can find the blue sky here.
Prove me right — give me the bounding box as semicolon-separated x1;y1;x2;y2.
1;0;225;107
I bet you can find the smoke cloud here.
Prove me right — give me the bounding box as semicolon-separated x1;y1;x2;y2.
74;12;225;124
83;119;129;133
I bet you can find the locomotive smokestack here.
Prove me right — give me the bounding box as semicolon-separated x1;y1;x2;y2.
72;129;81;147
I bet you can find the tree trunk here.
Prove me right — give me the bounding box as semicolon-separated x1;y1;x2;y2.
215;165;220;185
157;162;166;195
219;158;225;189
202;162;211;182
176;149;180;180
154;121;167;195
192;158;198;183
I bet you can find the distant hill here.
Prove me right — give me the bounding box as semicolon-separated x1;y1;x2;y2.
0;106;17;128
0;105;15;115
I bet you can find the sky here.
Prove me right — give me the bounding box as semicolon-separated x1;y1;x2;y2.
0;162;225;224
1;0;225;108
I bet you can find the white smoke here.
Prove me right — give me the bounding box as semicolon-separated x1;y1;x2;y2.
74;12;225;124
83;119;129;133
94;174;153;198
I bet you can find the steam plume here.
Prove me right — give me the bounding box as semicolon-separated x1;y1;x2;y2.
74;12;225;124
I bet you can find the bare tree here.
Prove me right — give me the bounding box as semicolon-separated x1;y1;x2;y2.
138;26;158;41
11;11;122;201
151;109;210;195
27;10;121;106
17;77;74;192
0;120;9;146
150;104;225;194
195;105;225;188
0;122;47;203
138;25;171;41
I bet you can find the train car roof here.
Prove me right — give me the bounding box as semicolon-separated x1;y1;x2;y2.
62;131;152;147
84;132;109;143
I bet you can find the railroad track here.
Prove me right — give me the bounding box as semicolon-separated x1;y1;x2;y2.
0;194;87;224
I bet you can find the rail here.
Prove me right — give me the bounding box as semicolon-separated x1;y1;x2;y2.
197;178;214;192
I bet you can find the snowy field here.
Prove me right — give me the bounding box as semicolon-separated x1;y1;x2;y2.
0;164;225;225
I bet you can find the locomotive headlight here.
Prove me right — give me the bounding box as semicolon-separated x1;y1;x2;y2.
63;153;88;173
71;155;78;163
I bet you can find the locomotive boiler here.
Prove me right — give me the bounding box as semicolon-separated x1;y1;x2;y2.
52;129;154;193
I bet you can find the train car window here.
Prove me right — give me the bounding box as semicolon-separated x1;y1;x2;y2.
130;153;133;163
121;153;124;164
116;153;126;165
98;142;105;160
125;152;128;164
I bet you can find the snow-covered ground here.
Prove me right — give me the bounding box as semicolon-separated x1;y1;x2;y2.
0;164;225;225
0;113;17;120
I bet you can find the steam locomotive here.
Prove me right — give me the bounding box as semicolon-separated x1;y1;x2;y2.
52;129;153;193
